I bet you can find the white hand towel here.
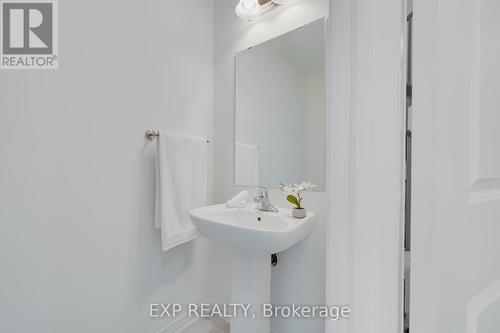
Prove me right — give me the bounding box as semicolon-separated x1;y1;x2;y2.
235;142;259;186
226;190;249;208
155;132;208;251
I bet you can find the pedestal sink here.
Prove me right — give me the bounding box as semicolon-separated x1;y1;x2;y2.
189;204;315;333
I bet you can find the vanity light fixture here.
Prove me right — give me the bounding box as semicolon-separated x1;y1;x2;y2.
235;0;261;21
235;0;294;21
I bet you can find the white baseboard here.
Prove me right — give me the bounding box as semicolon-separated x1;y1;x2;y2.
207;295;280;333
155;313;200;333
155;297;222;333
154;297;279;333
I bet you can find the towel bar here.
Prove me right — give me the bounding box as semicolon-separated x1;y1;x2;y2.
145;129;210;143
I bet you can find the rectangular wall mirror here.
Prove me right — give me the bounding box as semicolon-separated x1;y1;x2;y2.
234;18;326;191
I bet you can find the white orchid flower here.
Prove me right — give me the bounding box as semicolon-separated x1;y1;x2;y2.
280;181;316;194
279;183;293;193
279;181;316;210
301;181;316;191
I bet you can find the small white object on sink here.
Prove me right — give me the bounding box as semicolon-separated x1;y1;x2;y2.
225;190;248;208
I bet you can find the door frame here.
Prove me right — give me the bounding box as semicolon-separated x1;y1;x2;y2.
326;0;408;332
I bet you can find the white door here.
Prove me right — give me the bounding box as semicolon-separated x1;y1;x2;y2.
412;0;500;332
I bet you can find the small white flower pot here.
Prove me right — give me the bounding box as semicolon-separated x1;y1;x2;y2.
292;208;306;219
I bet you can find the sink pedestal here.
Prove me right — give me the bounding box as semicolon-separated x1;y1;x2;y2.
189;205;316;332
230;252;271;333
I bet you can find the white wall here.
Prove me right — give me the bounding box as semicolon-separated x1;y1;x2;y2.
213;1;329;332
0;1;214;332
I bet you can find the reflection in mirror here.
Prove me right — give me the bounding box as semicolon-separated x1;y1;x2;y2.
235;18;326;191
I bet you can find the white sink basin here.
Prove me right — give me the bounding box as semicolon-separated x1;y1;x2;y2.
189;204;315;254
189;204;315;333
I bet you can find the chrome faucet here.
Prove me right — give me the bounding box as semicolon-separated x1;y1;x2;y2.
254;187;279;213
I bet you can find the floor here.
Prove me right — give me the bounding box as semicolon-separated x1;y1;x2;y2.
184;318;229;333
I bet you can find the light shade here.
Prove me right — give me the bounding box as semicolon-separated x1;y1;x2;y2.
235;0;261;21
272;0;293;4
235;0;275;21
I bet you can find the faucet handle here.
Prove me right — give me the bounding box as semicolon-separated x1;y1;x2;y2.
253;186;279;213
255;186;269;199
